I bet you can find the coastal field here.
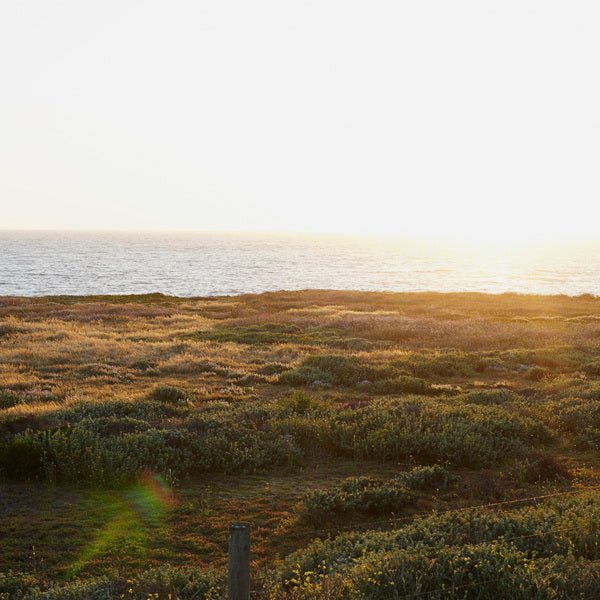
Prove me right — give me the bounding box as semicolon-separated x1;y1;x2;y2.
2;290;600;598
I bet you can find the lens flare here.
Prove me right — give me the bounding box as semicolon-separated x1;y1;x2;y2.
66;472;175;578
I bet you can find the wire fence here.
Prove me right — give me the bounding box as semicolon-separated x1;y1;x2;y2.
251;483;600;538
227;484;600;599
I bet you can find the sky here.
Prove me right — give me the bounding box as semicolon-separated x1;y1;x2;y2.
1;1;599;242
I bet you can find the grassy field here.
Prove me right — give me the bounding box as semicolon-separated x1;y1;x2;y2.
2;290;600;598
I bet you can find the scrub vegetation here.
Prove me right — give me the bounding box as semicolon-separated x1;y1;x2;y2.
2;291;600;597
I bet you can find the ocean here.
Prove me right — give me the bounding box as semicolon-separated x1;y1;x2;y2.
1;231;599;297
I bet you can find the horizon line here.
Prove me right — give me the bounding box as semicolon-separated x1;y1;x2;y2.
1;228;599;246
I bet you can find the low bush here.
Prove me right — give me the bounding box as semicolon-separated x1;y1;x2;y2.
395;464;456;490
301;476;413;524
49;400;185;425
0;571;41;597
0;400;304;484
277;391;328;415
547;397;600;450
186;323;374;349
115;564;224;600
279;355;395;387
0;436;45;480
524;366;549;381
275;545;600;599
395;351;491;378
73;363;127;380
458;389;520;405
151;384;191;404
130;358;157;372
501;347;584;371
279;365;336;387
278;398;550;467
258;362;289;376
0;565;224;599
372;375;432;395
77;416;152;437
0;391;24;410
300;465;457;529
520;452;570;483
0;395;550;483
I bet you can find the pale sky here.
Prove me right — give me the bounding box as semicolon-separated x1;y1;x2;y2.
1;1;599;242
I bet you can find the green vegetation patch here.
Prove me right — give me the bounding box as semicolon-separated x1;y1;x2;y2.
0;391;24;410
279;354;435;393
150;384;192;404
394;464;456;490
0;565;223;599
0;402;303;485
458;389;522;405
394;350;492;377
500;346;586;371
43;293;177;305
301;476;413;525
301;466;456;525
0;395;549;484
184;323;375;349
276;397;550;467
279;354;396;387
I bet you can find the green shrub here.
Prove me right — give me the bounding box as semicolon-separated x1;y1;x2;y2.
301;476;413;525
279;365;336;386
186;324;373;349
346;542;539;599
0;396;550;483
0;571;40;597
395;464;456;490
279;355;395;387
277;391;328;415
0;437;45;480
76;417;152;437
0;391;23;410
151;385;191;404
130;358;157;372
459;389;520;405
0;565;224;599
1;402;302;484
501;347;583;370
372;376;432;395
275;546;600;599
258;362;288;375
74;363;127;380
50;400;184;425
115;564;224;599
23;427;197;484
278;398;549;467
549;397;600;433
520;452;570;483
396;351;489;378
524;366;548;381
532;555;600;599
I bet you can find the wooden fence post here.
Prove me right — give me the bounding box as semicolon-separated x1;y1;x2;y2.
228;523;250;600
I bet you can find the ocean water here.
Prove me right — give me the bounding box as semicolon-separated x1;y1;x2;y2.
1;231;599;297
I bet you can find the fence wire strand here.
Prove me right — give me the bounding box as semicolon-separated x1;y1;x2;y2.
240;484;600;598
250;483;600;538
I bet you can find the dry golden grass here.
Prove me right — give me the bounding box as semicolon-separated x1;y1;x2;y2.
1;290;599;413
